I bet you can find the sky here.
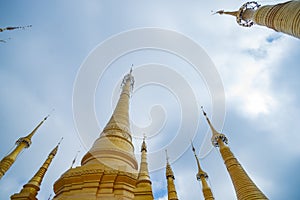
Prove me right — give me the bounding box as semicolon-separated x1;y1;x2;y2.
1;0;300;199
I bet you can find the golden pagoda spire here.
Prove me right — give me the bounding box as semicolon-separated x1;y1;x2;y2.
81;68;138;172
165;150;179;200
215;1;300;39
0;115;49;180
201;107;268;200
134;136;154;200
53;69;140;199
11;138;62;200
191;142;214;200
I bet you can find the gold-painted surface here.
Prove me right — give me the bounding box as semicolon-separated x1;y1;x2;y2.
53;71;139;199
134;139;154;200
191;142;214;200
217;139;268;200
0;117;47;179
202;108;268;200
11;143;59;200
166;161;179;200
254;1;300;38
81;71;138;173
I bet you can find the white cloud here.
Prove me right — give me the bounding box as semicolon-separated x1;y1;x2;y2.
1;1;300;200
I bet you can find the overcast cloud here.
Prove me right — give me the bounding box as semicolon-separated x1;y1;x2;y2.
1;1;300;199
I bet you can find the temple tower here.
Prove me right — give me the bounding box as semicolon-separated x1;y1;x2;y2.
165;151;179;200
11;140;60;200
191;142;214;200
216;1;300;39
133;137;154;200
201;108;268;200
0;116;48;180
53;70;139;200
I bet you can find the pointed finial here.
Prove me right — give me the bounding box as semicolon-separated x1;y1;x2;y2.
0;25;32;32
165;149;169;163
121;65;135;92
191;140;208;180
70;150;80;169
50;137;63;156
44;109;55;121
201;106;228;147
191;140;196;154
213;10;225;15
201;106;207;117
213;9;239;17
58;137;63;146
44;115;49;121
215;2;260;27
165;149;175;179
141;133;147;152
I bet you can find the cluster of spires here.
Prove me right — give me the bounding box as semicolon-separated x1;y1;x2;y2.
0;69;269;200
1;1;299;199
0;114;62;199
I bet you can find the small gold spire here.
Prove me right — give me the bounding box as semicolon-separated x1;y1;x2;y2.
201;108;268;200
191;141;215;200
165;150;178;200
134;136;154;199
0;115;49;180
11;139;61;200
191;141;208;180
165;150;174;179
201;106;228;147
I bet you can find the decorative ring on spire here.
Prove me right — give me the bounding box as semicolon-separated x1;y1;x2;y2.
197;171;208;180
237;1;260;27
16;137;32;148
121;71;135;94
211;133;228;147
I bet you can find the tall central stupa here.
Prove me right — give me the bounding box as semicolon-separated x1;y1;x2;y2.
53;70;144;199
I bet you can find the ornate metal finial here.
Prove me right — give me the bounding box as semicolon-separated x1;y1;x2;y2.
121;66;135;93
141;134;147;152
236;1;260;27
215;2;260;27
